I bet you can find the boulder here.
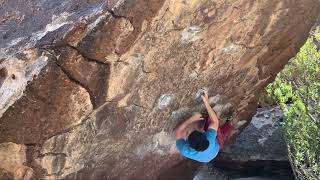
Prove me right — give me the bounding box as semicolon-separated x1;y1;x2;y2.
0;0;319;179
219;107;287;162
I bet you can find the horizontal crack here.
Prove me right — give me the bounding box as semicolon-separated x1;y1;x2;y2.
66;44;108;65
38;152;68;158
115;59;130;65
233;42;264;49
132;102;149;109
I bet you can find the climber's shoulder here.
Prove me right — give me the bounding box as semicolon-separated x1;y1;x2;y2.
176;138;188;153
206;128;218;141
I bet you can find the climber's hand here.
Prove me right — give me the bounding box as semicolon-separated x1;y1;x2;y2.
191;112;203;122
201;90;219;131
174;112;203;139
201;90;209;104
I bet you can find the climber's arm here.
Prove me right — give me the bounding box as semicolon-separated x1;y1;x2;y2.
174;113;203;139
202;90;219;131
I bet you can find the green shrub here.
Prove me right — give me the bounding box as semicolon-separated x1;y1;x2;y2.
267;27;320;180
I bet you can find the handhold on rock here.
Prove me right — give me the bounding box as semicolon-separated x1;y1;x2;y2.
194;87;208;103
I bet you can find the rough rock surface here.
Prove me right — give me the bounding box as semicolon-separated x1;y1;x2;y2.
219;107;287;162
0;143;33;179
0;0;319;179
195;107;293;180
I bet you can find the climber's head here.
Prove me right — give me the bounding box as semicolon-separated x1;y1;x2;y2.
187;130;209;151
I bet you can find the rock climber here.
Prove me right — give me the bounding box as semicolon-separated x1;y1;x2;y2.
174;90;234;163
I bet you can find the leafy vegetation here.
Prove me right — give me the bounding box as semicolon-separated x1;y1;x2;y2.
267;27;320;180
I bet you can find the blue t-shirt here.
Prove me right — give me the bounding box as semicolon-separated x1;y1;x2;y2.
176;128;219;163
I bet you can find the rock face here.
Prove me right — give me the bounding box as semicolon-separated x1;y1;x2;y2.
0;0;319;179
195;107;293;180
0;143;33;180
219;107;287;162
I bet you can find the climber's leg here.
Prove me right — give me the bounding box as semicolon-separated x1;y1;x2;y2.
216;121;234;149
202;110;235;149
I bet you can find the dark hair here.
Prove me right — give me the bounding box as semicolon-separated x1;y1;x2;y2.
187;131;209;151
